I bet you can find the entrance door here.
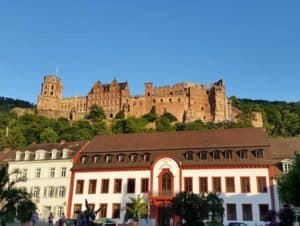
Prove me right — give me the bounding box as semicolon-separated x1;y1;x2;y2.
158;205;172;226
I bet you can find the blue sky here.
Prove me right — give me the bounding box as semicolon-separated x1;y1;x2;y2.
0;1;299;103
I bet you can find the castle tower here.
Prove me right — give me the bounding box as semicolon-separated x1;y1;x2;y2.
144;82;153;97
211;79;227;122
37;75;63;112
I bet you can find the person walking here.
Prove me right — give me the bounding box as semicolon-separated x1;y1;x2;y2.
48;213;54;226
31;211;39;226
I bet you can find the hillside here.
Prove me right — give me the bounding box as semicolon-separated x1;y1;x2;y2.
0;97;35;112
0;96;299;150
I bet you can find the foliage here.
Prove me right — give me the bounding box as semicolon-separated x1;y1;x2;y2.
172;192;208;225
86;104;106;122
0;97;34;112
115;110;125;119
161;112;177;122
125;195;149;222
156;117;174;132
231;97;300;137
142;106;158;122
0;167;36;226
278;154;300;206
278;205;296;226
40;127;58;143
206;193;224;223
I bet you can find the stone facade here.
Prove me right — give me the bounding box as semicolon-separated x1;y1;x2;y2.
37;75;236;122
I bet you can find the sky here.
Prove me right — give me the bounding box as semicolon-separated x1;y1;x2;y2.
0;1;299;104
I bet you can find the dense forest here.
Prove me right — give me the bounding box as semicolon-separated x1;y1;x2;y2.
0;97;299;150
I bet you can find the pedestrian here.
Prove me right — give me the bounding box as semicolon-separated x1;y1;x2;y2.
48;212;54;226
32;211;39;226
59;213;66;226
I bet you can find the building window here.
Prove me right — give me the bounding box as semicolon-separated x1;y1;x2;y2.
61;167;67;177
56;206;63;218
141;178;149;193
105;155;113;163
225;177;235;193
199;151;207;160
99;204;107;218
32;187;40;198
212;150;221;160
242;204;253;221
162;173;171;194
114;179;122;193
257;177;267;193
199;177;208;193
212;177;221;193
76;180;84;194
22;169;28;179
259;204;269;221
184;151;193;160
282;161;293;173
127;179;135;193
143;153;151;162
101;179;109;193
81;156;88;164
58;186;66;197
36;168;41;178
238;149;248;159
240;177;250;193
253;148;264;159
184;177;193;192
118;154;125;163
50;168;55;178
73;204;82;218
88;180;97;194
48;186;55;198
130;153;138;162
223;150;232;160
227;204;237;220
93;155;100;163
112;203;121;218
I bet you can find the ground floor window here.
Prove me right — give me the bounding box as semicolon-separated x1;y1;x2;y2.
242;204;253;221
112;203;121;218
227;203;237;220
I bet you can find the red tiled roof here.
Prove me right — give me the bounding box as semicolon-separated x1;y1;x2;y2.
270;137;300;159
83;128;269;153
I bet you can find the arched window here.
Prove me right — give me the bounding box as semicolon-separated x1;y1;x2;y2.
162;173;171;193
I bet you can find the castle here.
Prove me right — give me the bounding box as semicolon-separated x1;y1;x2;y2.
37;75;238;122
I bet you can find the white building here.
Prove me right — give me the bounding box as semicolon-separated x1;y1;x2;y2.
8;141;88;221
68;128;280;226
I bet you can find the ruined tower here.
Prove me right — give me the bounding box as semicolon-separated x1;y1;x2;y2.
37;75;63;114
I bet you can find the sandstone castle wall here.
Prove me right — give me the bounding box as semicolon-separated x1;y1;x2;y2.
37;75;237;123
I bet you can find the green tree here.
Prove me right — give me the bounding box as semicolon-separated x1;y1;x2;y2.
112;119;134;134
278;154;300;206
161;112;177;122
172;192;208;225
156;117;173;132
206;193;224;223
142;106;158;122
125;195;149;225
40;127;58;143
87;104;106;122
0;167;36;226
115;110;125;119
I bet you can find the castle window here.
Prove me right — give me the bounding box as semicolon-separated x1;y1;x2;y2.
178;98;181;102
203;116;206;120
206;90;209;95
201;107;204;111
110;114;113;118
153;99;156;103
199;151;207;160
184;151;193;160
147;92;150;96
44;91;47;95
51;85;54;89
169;98;172;103
160;99;163;103
50;91;53;96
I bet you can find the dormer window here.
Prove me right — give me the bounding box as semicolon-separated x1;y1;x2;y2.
212;150;221;160
199;151;207;160
93;155;100;163
184;151;193;160
143;153;151;162
282;159;293;173
105;154;113;163
51;149;61;159
238;149;248;159
130;153;138;162
80;156;88;164
117;154;125;163
223;150;232;160
253;148;264;159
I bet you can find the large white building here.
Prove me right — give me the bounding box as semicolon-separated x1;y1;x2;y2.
8;141;88;221
67;128;281;226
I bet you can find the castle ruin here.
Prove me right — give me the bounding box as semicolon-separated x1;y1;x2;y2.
37;75;237;123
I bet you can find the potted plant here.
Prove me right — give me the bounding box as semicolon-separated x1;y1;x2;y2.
125;195;149;226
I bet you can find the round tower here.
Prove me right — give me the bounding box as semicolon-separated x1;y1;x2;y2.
37;75;63;111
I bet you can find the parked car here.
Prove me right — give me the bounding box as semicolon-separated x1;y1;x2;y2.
228;223;248;226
